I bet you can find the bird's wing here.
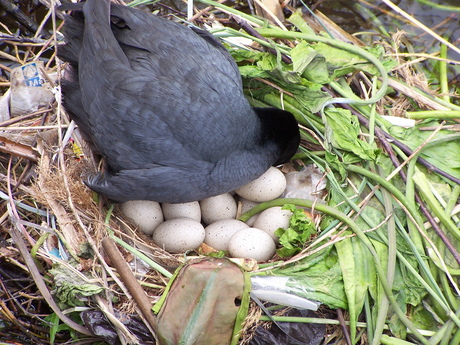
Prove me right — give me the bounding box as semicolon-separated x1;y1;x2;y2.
77;1;258;171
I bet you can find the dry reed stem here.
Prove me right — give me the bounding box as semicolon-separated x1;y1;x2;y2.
35;154;82;255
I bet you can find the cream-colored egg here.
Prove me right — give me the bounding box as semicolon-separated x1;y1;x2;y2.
253;206;292;243
237;197;260;226
235;167;286;202
200;193;237;225
204;219;249;251
161;201;201;221
152;218;205;253
228;228;276;262
120;200;163;235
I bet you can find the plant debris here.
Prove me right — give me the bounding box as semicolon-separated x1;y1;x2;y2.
1;0;459;344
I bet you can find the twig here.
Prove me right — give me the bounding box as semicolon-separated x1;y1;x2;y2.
337;308;352;345
0;0;50;38
0;108;53;127
0;33;47;44
0;50;20;63
417;196;460;266
232;16;292;64
101;238;157;332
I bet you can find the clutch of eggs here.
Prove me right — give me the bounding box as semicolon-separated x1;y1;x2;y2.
120;167;294;262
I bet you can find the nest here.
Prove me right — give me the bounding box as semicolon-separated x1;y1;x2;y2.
2;0;460;344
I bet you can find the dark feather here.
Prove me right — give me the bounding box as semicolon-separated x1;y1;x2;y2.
58;0;300;203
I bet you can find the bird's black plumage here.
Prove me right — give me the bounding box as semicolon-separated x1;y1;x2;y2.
59;0;300;203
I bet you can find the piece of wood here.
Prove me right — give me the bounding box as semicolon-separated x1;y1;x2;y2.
101;237;157;332
0;135;37;161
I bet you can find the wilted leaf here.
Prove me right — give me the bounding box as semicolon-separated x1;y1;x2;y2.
50;265;103;309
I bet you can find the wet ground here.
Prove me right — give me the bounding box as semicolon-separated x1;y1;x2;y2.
311;0;460;83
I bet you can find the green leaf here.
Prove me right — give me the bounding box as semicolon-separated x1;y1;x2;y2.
325;152;347;181
238;65;271;79
335;235;364;342
312;42;397;77
324;108;380;161
277;228;300;249
275;204;316;257
291;41;330;84
44;313;69;344
389;121;460;180
274;248;348;309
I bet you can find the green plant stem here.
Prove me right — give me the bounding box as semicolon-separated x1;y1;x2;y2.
111;235;173;278
212;27;292;56
405;151;425;252
367;80;378;145
298;130;321;147
197;0;269;27
288;9;321;36
447;185;460;213
378;223;451;315
406;111;460;119
350;161;460;310
345;165;425;228
347;165;459;318
449;326;460;345
405;154;451;320
31;232;48;272
409;133;460;243
438;253;459;311
261;93;326;131
411;0;460;12
413;169;460;241
364;293;374;342
292;151;325;160
259;315;366;325
434;307;460;345
371;166;397;345
381;334;421;345
439;42;450;103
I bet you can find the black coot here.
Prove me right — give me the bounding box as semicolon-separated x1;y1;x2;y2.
59;0;300;203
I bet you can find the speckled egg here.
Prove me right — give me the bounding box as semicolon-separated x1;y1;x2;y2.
228;228;276;262
253;206;292;243
235;167;286;202
204;219;249;251
161;201;201;221
120;200;163;235
152;218;205;253
200;193;237;225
